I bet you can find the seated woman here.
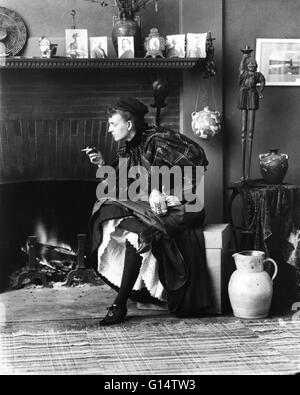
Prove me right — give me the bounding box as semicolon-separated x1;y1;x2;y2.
86;97;211;326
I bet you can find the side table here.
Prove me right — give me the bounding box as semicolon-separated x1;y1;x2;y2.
228;179;300;299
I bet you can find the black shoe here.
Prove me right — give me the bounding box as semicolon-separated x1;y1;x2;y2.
99;304;127;326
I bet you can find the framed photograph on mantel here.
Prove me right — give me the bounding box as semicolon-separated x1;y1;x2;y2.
256;38;300;86
166;34;185;58
186;33;207;58
65;29;88;59
89;37;108;58
118;36;134;59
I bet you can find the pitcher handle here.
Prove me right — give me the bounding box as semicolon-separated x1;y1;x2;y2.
263;258;278;280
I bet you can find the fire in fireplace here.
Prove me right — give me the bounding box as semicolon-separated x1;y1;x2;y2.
10;224;101;289
0;180;99;292
33;220;77;272
9;220;76;288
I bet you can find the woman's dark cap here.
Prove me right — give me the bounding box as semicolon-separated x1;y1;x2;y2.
113;97;148;117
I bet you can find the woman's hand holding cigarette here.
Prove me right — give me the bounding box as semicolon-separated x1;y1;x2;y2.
81;147;105;166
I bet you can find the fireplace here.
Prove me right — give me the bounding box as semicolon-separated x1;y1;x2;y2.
0;65;182;291
0;180;100;291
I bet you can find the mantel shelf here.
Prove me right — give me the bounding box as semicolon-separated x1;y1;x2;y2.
0;57;207;70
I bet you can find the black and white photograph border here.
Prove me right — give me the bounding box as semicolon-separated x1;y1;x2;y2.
0;0;300;379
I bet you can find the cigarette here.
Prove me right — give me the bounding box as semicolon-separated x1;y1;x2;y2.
81;147;96;152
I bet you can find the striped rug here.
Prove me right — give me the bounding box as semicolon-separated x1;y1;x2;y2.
1;320;299;375
244;319;300;369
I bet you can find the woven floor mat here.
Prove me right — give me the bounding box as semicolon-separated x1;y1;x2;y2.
244;319;300;369
1;320;299;375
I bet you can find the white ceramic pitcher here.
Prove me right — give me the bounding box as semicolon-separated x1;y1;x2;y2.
228;250;278;319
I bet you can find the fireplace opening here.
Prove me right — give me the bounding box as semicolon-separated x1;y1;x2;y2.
0;180;98;292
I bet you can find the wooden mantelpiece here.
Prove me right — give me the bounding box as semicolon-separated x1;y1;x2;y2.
0;57;205;70
0;32;216;74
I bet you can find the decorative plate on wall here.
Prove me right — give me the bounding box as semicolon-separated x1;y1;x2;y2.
0;6;28;56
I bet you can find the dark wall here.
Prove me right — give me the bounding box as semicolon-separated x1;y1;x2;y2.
181;0;223;224
224;0;300;190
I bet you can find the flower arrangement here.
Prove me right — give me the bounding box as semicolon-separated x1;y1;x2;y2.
116;1;156;18
84;0;158;18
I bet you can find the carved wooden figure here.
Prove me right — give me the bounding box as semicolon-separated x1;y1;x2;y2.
238;45;265;181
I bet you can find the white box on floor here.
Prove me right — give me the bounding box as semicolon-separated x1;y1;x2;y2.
137;223;234;314
204;223;233;314
204;223;231;249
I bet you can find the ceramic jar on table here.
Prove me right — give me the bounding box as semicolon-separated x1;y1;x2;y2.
259;148;289;184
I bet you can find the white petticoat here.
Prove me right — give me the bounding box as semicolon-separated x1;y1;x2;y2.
97;218;167;302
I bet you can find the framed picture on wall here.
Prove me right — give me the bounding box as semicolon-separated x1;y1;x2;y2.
65;29;88;59
256;38;300;86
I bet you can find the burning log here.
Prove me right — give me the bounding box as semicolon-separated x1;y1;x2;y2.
10;225;102;289
35;242;77;270
20;241;77;272
13;235;78;288
33;220;76;268
12;236;48;289
35;242;76;257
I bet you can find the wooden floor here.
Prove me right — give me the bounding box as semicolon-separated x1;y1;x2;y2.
0;283;299;375
0;282;296;332
0;284;173;333
1;282;296;329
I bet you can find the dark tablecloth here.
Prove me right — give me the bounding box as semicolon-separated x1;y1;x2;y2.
237;180;300;299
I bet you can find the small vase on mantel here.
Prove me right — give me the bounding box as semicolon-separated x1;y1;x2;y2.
259;148;289;184
111;12;143;57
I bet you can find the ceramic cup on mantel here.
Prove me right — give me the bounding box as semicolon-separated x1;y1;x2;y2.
228;250;278;319
259;148;289;184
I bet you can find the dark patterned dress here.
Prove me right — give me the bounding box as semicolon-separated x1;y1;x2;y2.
89;125;211;315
